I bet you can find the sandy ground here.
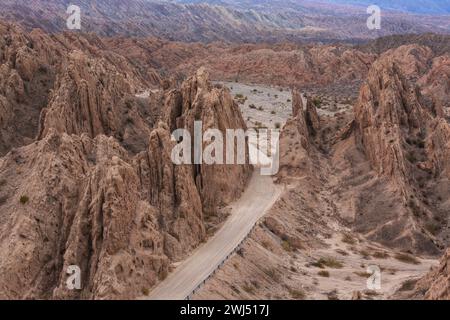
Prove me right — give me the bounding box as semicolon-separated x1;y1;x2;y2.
145;172;282;300
216;81;292;129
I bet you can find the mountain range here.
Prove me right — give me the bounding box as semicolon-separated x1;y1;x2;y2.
0;0;448;43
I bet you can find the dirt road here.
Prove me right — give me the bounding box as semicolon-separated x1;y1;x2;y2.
146;172;283;300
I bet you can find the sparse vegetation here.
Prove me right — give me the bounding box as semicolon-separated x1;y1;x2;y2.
289;288;306;299
275;122;281;129
342;233;356;245
242;283;255;294
282;240;292;252
312;257;343;269
312;96;322;108
19;195;29;205
141;287;150;295
318;270;330;277
372;251;389;259
359;250;371;260
0;179;6;187
264;268;280;281
0;195;8;205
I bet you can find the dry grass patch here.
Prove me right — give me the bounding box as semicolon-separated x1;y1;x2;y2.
289;288;306;300
312;257;343;269
342;233;356;245
372;251;389;259
318;270;330;277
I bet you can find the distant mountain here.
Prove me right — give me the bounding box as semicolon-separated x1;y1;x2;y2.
327;0;450;15
181;0;450;15
0;0;448;43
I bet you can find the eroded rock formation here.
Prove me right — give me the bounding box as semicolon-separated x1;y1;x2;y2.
0;23;251;299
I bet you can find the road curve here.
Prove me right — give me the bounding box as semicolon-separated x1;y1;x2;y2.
145;171;282;300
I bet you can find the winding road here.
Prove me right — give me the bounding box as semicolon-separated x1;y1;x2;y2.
146;171;282;300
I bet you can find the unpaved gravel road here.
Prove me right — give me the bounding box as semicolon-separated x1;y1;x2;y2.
146;171;283;300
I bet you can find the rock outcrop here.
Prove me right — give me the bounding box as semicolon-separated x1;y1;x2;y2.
415;249;450;299
0;23;252;299
351;45;450;254
277;89;319;179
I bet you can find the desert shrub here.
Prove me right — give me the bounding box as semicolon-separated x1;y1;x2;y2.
0;179;6;187
318;270;330;277
249;104;256;109
289;288;305;299
312;97;322;108
251;280;260;289
359;250;370;259
141;287;150;296
0;195;8;205
19;195;29;205
271;110;276;114
311;257;343;269
282;240;292;252
159;268;168;280
342;233;356;245
242;283;255;294
372;251;389;259
264;268;280;281
275;123;281;129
